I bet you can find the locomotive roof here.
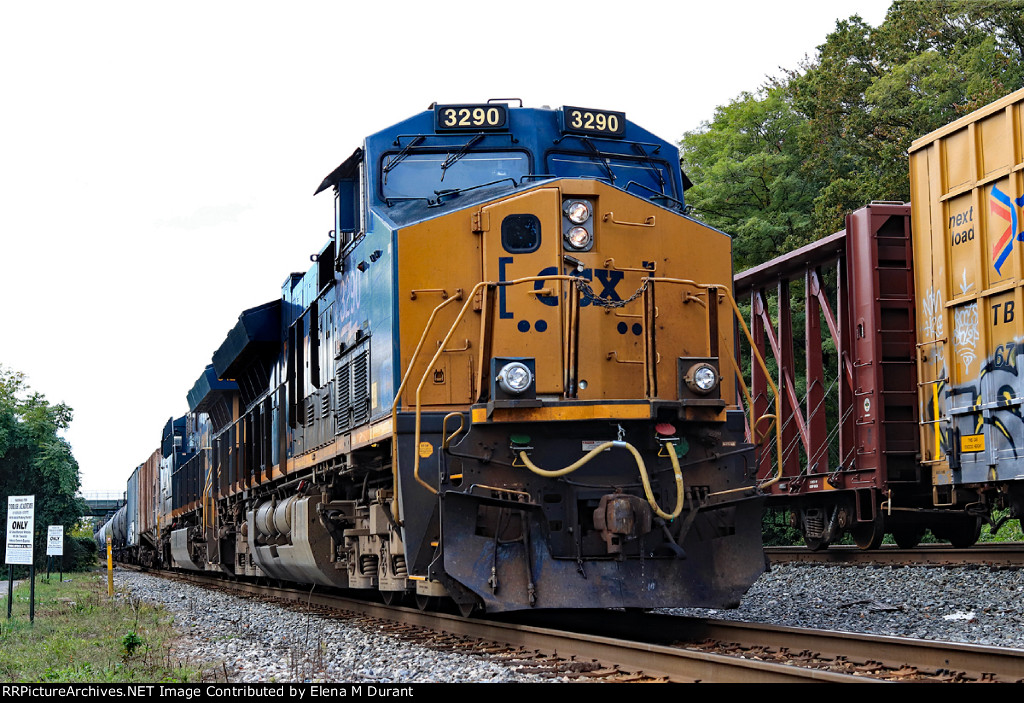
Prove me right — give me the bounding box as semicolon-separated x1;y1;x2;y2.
316;102;688;225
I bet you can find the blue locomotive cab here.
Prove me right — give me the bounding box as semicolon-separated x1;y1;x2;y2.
359;102;686;219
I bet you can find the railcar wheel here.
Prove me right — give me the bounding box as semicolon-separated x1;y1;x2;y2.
381;590;403;607
851;517;885;550
890;526;926;549
946;517;982;549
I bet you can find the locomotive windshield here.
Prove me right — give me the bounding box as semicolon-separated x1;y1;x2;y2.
547;152;676;201
381;151;530;201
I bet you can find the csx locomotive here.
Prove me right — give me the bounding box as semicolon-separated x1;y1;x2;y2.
98;101;767;613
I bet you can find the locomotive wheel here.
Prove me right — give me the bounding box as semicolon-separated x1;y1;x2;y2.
851;518;885;550
890;526;926;550
415;594;440;611
803;535;830;552
456;600;479;618
381;590;403;607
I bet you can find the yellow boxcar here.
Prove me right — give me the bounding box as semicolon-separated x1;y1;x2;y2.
910;87;1024;538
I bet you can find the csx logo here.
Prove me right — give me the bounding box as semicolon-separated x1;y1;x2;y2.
532;266;625;306
497;258;630;322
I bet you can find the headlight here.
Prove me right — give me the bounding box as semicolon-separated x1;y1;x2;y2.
565;226;592;250
497;362;533;395
685;363;719;395
564;200;591;224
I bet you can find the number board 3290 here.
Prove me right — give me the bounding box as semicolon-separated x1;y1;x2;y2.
434;104;509;131
561;106;626;137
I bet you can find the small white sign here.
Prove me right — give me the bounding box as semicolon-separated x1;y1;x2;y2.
46;525;63;556
6;495;35;565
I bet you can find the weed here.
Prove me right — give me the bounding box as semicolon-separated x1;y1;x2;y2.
121;631;144;659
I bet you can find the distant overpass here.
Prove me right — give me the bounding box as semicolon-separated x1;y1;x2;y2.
79;492;124;517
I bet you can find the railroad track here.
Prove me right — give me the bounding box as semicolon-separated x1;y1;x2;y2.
129;567;1024;683
767;543;1024;567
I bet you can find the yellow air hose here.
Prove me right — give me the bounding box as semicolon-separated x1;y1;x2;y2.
516;440;685;520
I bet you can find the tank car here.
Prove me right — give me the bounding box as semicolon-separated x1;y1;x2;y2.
105;101;769;612
742;88;1024;549
96;424;178;565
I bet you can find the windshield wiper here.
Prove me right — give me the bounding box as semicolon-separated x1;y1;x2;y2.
439;134;484;181
430;177;520;207
630;143;666;190
382;136;426;185
579;137;616;184
623;181;685;212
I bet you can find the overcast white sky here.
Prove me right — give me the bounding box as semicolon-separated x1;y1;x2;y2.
0;1;892;495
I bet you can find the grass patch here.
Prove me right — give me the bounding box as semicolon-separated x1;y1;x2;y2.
0;570;220;683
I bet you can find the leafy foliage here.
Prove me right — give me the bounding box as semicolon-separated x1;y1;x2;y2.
681;1;1024;268
0;366;87;568
680;89;816;271
762;508;802;546
121;631;144;659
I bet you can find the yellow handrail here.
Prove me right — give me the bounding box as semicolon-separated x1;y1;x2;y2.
389;294;465;515
644;277;784;489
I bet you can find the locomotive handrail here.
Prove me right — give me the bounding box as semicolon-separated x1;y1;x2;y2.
389;294;465;517
441;412;465;450
601;212;656;228
407;275;582;496
645;276;785;489
602;257;657;273
203;460;214;532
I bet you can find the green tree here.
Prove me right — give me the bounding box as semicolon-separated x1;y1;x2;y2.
680;1;1024;547
794;0;1024;235
0;367;87;565
680;87;818;272
681;1;1024;268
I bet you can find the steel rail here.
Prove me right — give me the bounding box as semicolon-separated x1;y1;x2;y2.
528;610;1024;683
766;543;1024;567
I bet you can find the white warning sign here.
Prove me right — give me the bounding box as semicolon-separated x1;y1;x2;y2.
6;495;35;565
47;525;64;556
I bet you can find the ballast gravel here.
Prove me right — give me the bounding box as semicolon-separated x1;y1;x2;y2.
666;562;1024;650
114;571;562;683
116;562;1024;683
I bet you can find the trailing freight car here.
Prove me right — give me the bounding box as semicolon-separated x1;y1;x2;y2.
741;88;1024;549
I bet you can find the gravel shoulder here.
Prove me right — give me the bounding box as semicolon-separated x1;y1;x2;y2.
665;562;1024;649
115;570;563;683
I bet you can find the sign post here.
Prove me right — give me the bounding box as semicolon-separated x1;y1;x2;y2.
46;525;64;582
106;536;113;597
5;495;35;622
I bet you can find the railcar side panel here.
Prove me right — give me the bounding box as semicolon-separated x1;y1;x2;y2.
910;88;1024;492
